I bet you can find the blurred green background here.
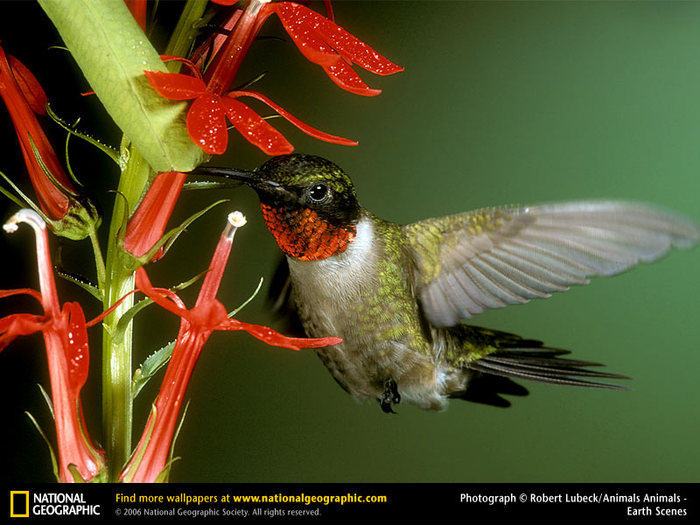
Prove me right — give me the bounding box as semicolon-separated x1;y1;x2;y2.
1;1;698;483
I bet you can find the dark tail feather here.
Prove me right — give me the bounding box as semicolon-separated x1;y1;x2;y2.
467;347;631;391
455;374;529;408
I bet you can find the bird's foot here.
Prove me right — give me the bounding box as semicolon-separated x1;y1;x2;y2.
380;379;401;414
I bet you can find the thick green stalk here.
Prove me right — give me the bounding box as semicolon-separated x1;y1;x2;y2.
38;0;205;174
102;146;151;479
39;0;210;482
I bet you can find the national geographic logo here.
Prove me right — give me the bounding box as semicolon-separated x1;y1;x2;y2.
9;492;28;518
9;490;100;517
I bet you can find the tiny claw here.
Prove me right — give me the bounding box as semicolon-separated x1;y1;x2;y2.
380;400;396;414
380;379;400;414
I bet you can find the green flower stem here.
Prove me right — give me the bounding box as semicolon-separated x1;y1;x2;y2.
102;146;152;479
165;0;209;67
41;0;211;482
88;226;106;293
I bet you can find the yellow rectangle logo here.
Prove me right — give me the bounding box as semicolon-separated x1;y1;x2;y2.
9;491;29;518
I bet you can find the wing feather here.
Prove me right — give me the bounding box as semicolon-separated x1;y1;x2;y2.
404;201;699;327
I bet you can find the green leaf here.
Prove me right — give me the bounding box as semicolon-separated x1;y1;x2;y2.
229;277;264;317
154;456;180;483
183;180;243;191
0;169;48;220
25;411;60;482
39;0;207;172
37;383;55;421
132;341;175;400
136;198;228;264
115;296;156;339
57;271;103;301
67;464;86;483
28;136;77;197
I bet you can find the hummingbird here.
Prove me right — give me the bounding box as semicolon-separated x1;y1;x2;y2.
197;154;699;412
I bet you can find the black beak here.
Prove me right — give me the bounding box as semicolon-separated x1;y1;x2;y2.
193;166;269;187
193;166;289;198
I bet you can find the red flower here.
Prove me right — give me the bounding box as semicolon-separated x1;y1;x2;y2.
0;45;97;241
0;45;78;221
145;0;402;155
124;0;147;31
265;2;403;96
204;0;274;96
1;210;105;482
144;69;356;155
121;212;341;482
123;171;187;259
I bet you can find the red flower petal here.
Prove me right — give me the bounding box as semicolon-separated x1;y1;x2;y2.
186;93;229;154
270;2;403;96
124;0;148;31
224;318;342;351
220;97;294;155
0;47;76;220
144;70;207;100
62;302;90;395
229;90;358;146
204;0;274;95
124;171;187;258
0;287;43;303
322;58;381;96
8;55;48;115
307;6;403;76
0;313;46;352
159;56;204;81
0;287;45;351
135;267;190;320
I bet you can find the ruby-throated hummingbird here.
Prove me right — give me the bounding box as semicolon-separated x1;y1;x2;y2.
197;155;699;412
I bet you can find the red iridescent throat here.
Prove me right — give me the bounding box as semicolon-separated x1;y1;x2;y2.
260;203;356;261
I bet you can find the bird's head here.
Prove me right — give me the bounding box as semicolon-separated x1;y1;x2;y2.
197;154;361;261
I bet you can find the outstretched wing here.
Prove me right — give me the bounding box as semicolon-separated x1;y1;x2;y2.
404;201;699;327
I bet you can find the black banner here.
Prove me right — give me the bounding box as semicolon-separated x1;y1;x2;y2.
3;483;699;521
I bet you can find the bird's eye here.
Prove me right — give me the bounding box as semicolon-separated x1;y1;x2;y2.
307;183;330;203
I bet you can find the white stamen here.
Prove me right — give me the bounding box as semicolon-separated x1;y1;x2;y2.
223;211;247;240
228;211;247;228
3;209;46;235
3;209;59;314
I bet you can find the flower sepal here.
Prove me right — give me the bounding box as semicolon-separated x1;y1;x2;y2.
67;461;108;484
119;403;182;484
47;194;101;241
